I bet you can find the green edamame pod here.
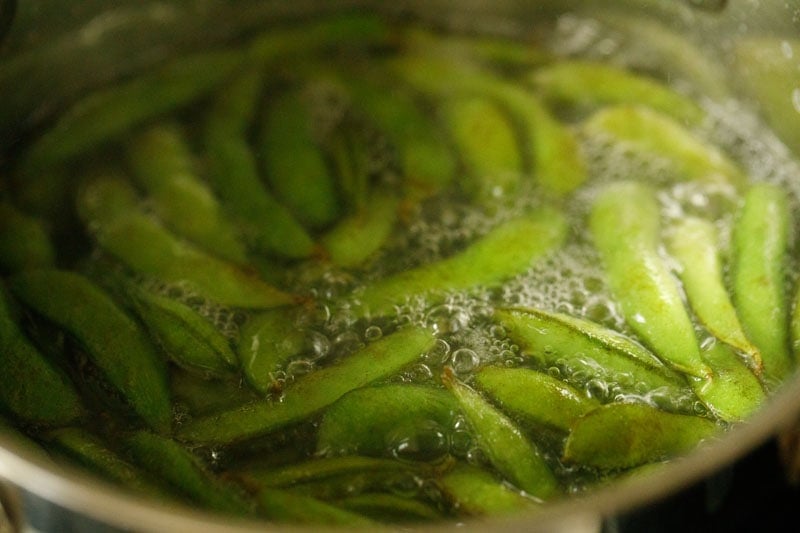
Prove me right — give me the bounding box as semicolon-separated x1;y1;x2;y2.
474;366;599;433
437;463;539;515
170;370;256;417
439;93;523;202
124;431;252;515
0;416;53;465
0;202;55;273
255;487;377;527
320;190;401;268
179;327;436;445
335;493;444;523
9;270;170;432
690;342;765;422
236;455;444;489
731;183;793;386
237;308;306;395
260;87;341;230
45;428;170;500
316;384;459;459
667;216;762;370
18;49;244;173
563;403;719;470
356;208;567;317
76;174;294;309
127;285;238;378
204;69;316;260
733;38;800;156
0;287;84;426
125;123;247;263
590;181;711;379
442;369;559;500
583;106;746;189
493;308;688;397
530;60;705;124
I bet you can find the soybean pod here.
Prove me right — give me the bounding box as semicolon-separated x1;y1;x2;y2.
731;183;793;386
437;463;540;516
355;208;567;317
76;174;294;309
589;181;710;379
8;270;171;432
179;327;436;445
0;202;55;273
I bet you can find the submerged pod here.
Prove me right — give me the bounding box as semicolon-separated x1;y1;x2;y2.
356;207;567;317
493;308;689;399
474;366;599;432
8;270;170;432
590;181;710;379
237;308;307;395
442;369;559;500
179;327;436;445
733;38;800;156
0;287;84;426
255;487;377;527
124;431;252;515
260;87;341;230
689;342;766;422
18;49;244;173
731;183;793;386
0;202;55;273
76;175;294;309
125;123;247;263
437;463;540;516
128;286;238;378
583;106;746;189
563;402;719;470
335;493;444;523
667;216;762;370
530;60;705;124
316;384;459;459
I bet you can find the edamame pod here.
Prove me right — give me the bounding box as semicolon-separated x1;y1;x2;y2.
474;366;599;432
493;308;689;397
9;270;170;432
255;487;377;527
320;191;401;268
733;38;800;156
439;93;523;202
46;428;170;500
179;327;436;445
356;207;567;317
437;463;539;515
0;287;84;426
316;384;459;459
335;493;444;523
590;181;711;379
690;342;766;422
237;308;307;395
442;369;559;500
0;202;55;273
530;60;705;124
666;216;761;370
731;183;793;386
170;370;256;417
18;49;244;173
583;106;746;189
125;123;247;263
260;87;341;229
127;285;238;378
76;174;294;309
563;403;719;470
124;431;253;515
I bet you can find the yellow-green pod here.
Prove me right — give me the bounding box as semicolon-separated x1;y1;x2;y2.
589;181;710;379
437;463;540;516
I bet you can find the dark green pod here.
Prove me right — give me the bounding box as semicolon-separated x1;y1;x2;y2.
0;202;55;273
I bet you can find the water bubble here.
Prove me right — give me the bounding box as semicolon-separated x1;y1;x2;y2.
423;339;451;365
586;378;609;400
306;331;331;360
333;330;362;354
388;421;449;461
286;359;314;378
450;348;479;374
364;325;383;341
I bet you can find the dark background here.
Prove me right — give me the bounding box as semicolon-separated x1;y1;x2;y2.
606;439;800;533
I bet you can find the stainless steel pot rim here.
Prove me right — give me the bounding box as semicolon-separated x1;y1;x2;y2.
0;370;798;533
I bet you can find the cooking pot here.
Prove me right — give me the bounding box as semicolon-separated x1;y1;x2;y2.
0;0;798;531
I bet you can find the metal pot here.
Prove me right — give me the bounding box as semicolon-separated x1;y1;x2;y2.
0;1;798;531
